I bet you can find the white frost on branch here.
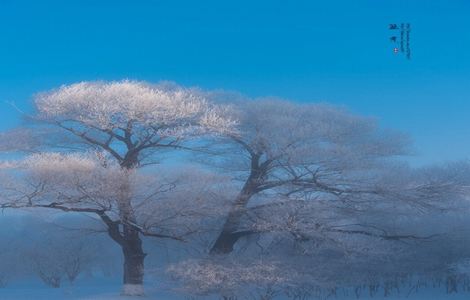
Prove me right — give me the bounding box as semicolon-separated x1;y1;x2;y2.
35;80;237;136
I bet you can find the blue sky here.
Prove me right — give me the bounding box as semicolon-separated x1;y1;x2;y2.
0;0;469;165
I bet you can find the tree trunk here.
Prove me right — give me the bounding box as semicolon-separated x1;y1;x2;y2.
210;217;244;254
210;154;265;254
121;229;146;296
117;169;146;296
96;209;148;296
210;192;254;254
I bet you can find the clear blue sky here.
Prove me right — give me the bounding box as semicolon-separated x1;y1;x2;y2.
0;0;469;165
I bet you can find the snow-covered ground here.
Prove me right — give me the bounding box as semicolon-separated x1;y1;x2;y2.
0;278;180;300
1;278;470;300
335;290;470;300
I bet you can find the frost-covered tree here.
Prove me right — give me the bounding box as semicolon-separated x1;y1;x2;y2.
0;214;121;289
208;99;415;254
0;80;236;295
2;81;469;298
169;206;470;299
170;159;470;299
25;220;106;287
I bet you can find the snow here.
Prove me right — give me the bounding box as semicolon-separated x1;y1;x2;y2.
0;278;180;300
1;278;470;300
121;284;145;297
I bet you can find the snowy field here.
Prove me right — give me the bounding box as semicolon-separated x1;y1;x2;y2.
1;278;470;300
0;278;178;300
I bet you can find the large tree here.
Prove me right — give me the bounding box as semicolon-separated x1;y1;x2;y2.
208;99;431;254
0;80;235;295
169;162;470;299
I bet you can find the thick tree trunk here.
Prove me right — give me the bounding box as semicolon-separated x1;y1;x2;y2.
117;169;146;296
211;153;266;254
210;192;255;254
102;216;147;296
210;228;253;254
210;213;245;254
121;230;146;296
